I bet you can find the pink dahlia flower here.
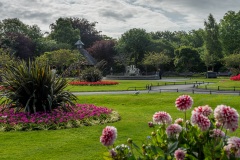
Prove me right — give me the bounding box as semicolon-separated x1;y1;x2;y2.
226;137;240;158
192;105;213;117
166;124;182;138
175;95;193;111
214;105;239;132
174;148;186;160
174;118;184;125
209;129;225;138
227;137;240;149
153;111;172;125
191;112;210;131
100;126;117;147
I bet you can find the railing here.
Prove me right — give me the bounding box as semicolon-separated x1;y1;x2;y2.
196;85;240;91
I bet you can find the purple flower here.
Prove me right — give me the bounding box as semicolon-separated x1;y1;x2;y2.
174;148;186;160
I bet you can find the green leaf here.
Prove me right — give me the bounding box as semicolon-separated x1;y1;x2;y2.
168;141;178;154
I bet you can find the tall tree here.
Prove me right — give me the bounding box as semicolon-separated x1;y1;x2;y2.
223;53;240;75
219;11;240;55
174;46;202;72
203;14;223;71
143;52;170;70
70;18;103;48
87;40;116;68
116;28;151;67
0;18;42;58
49;18;80;48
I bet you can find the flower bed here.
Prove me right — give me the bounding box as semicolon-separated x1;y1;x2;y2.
0;104;120;131
230;74;240;81
69;81;119;86
100;95;240;159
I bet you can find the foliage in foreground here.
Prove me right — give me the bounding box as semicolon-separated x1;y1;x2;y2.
0;104;120;131
0;60;77;113
100;95;239;160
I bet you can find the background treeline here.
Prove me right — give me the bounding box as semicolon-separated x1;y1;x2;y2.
1;10;240;76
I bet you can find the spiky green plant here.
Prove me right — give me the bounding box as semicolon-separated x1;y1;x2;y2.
0;60;77;113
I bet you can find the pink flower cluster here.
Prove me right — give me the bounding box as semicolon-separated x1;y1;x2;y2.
192;105;213;117
174;148;186;160
69;81;119;86
214;104;239;132
224;137;240;158
153;111;172;125
175;95;193;111
100;126;117;147
0;104;112;130
209;129;225;138
166;124;182;138
191;112;211;131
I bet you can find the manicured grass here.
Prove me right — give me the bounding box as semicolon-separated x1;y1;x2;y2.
197;79;240;91
65;77;232;92
65;80;164;92
0;92;239;159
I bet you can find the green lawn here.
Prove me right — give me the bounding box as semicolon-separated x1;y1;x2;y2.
65;77;231;92
65;80;164;92
0;92;239;160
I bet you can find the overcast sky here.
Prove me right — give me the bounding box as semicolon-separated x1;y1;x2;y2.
1;0;240;38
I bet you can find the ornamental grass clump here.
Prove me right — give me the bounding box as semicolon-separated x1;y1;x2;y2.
100;95;240;160
0;60;76;113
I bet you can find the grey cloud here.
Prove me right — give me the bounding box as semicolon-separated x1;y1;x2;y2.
100;10;134;22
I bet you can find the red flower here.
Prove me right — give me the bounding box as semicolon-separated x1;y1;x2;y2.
175;95;193;111
100;126;117;147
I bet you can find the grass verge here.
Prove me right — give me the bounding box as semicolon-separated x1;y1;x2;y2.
0;92;239;159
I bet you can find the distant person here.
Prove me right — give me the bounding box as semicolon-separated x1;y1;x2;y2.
51;66;57;77
158;68;162;79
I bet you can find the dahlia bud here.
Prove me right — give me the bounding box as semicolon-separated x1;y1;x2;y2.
127;138;133;144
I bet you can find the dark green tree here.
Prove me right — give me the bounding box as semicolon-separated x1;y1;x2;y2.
174;46;202;72
49;18;80;48
219;11;240;55
116;28;151;67
203;14;223;71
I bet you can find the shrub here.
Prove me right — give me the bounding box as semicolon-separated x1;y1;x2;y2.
100;95;240;159
230;74;240;81
80;67;102;82
0;60;77;113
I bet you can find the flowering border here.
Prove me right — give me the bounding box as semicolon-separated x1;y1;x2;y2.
0;104;120;131
230;74;240;81
69;81;119;86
